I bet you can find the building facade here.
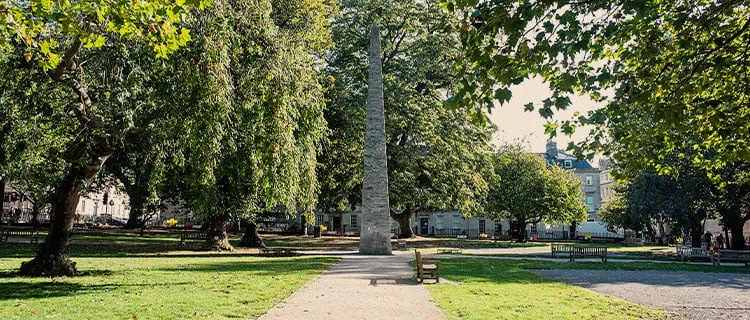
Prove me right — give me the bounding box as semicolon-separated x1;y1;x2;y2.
315;141;601;239
538;140;602;221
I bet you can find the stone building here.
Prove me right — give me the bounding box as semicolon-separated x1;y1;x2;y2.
538;140;602;221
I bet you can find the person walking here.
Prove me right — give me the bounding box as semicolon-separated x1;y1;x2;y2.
704;231;713;250
715;233;724;250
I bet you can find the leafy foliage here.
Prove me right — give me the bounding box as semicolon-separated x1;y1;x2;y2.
486;147;586;240
160;0;335;230
444;0;750;178
320;0;495;236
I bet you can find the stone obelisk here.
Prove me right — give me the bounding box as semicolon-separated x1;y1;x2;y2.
359;26;392;255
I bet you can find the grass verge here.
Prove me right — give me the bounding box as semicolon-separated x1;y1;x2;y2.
0;250;336;319
424;258;665;320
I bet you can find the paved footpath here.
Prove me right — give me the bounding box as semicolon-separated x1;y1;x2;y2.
532;269;750;320
260;253;445;320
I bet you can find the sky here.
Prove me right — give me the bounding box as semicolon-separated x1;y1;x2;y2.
486;77;604;161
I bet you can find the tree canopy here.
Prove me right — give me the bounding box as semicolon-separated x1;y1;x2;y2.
486;147;587;241
320;0;495;237
444;0;750;179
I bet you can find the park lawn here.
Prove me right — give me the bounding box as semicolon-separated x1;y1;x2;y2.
0;251;337;320
426;258;665;320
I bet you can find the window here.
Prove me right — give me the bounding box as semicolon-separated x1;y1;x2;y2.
452;214;461;229
436;215;444;229
585;175;593;185
316;214;324;225
586;195;595;212
564;160;572;168
479;219;486;234
495;222;503;235
350;215;358;230
530;224;537;233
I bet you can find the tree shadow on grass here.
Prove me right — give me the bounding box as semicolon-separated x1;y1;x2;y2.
0;281;194;301
0;269;114;278
0;282;119;300
157;257;338;275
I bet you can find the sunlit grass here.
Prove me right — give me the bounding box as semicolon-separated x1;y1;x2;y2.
0;243;336;320
425;258;666;320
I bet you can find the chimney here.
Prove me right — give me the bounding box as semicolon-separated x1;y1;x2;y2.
546;140;558;158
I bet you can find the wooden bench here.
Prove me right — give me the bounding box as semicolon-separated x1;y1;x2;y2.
676;246;714;263
0;227;40;244
551;243;574;258
437;248;462;254
414;250;439;283
715;250;750;266
570;246;607;262
260;248;297;257
180;231;207;244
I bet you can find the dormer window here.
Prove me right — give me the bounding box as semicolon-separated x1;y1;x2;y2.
564;160;572;168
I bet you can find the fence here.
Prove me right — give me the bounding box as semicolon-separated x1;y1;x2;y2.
432;228;480;238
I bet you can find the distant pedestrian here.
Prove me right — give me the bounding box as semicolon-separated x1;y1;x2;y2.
704;232;713;250
715;234;724;250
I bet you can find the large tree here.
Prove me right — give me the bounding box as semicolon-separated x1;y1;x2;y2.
444;1;750;180
160;0;335;249
712;162;750;249
321;0;494;238
0;0;238;276
486;147;587;242
603;157;715;247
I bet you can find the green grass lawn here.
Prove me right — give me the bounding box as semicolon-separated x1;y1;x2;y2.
0;243;336;320
425;258;666;320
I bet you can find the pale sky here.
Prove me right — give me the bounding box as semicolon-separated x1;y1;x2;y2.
486;77;604;160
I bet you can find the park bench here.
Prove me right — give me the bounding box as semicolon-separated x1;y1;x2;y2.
676;246;714;263
414;250;439;283
180;231;207;244
0;227;40;244
714;250;750;266
436;248;462;254
570;245;607;262
551;243;574;258
260;248;297;257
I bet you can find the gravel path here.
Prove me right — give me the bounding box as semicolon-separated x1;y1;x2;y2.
531;269;750;320
260;253;444;320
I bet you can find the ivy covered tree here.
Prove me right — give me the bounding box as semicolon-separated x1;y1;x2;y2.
486;147;586;242
444;0;750;180
321;0;495;238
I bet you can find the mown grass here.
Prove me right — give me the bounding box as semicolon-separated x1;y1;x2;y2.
0;242;336;320
425;258;666;320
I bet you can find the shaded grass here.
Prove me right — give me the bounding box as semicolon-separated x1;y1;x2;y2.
0;254;337;319
425;258;665;320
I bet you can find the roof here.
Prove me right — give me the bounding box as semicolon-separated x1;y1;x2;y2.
536;152;596;170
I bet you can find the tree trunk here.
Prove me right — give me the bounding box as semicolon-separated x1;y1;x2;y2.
513;220;527;242
690;227;703;248
31;203;40;230
729;224;746;250
123;195;145;229
19;166;93;276
239;221;266;248
569;221;577;240
0;178;5;223
389;209;414;238
206;219;233;251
